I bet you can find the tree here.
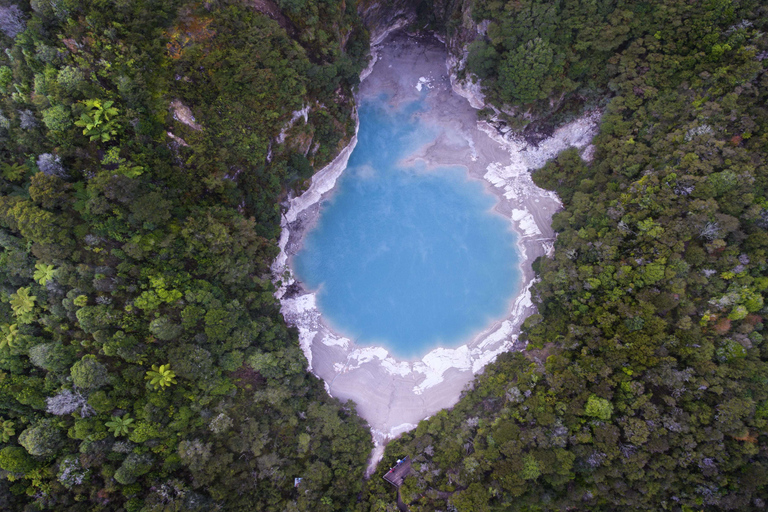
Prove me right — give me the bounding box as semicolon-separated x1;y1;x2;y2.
1;162;26;182
521;454;541;480
46;389;94;416
56;66;85;93
36;153;67;178
75;305;113;333
145;364;177;389
70;355;109;389
585;395;613;420
0;5;26;38
148;316;183;341
74;99;119;142
19;420;63;457
114;453;153;485
0;418;15;442
169;344;214;381
0;323;18;350
42;105;71;132
29;342;76;373
106;413;134;437
33;262;56;285
498;38;558;104
0;65;12;93
10;287;36;316
467;40;498;80
0;446;36;473
58;456;89;488
451;482;491;511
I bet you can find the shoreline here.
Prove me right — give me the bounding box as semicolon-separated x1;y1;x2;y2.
271;32;600;474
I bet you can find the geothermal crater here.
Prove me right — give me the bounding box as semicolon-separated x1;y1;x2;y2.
272;33;599;463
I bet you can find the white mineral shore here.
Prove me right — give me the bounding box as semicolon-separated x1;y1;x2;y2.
271;33;600;475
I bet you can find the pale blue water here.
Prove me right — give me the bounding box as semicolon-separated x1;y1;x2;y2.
293;94;519;359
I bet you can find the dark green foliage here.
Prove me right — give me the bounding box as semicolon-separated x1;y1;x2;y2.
362;0;768;510
466;40;497;80
18;420;63;457
2;0;767;509
0;0;370;509
0;446;36;474
498;37;561;104
70;355;109;389
113;453;153;485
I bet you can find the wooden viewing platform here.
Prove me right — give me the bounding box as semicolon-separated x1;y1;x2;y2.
383;456;412;487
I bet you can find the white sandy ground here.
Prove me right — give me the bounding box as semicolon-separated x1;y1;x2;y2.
271;34;600;475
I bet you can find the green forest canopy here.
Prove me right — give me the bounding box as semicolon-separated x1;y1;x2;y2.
0;0;766;511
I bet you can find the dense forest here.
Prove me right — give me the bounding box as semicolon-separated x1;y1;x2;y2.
0;0;767;511
364;0;768;510
0;0;372;510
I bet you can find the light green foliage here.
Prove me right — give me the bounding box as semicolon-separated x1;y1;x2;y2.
297;432;310;454
521;454;541;480
0;65;12;93
144;364;177;389
642;261;666;285
1;162;26;182
0;418;15;442
585;395;613;421
86;390;113;413
74;99;119;142
716;339;747;362
10;287;36;316
56;65;84;92
19;420;63;456
105;413;134;437
33;262;56;285
0;323;19;350
729;305;749;320
0;446;37;473
42;104;71;132
70;355;109;389
101;147;144;178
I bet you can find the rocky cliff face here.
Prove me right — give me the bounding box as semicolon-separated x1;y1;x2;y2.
429;0;479;54
357;0;418;44
352;1;565;136
356;0;483;91
357;0;481;54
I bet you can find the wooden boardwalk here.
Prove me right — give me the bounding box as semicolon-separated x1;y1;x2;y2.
383;456;412;487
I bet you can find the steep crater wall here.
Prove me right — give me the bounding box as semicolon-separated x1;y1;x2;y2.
358;0;419;44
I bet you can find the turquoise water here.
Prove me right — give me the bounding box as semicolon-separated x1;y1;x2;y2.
293;94;519;359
